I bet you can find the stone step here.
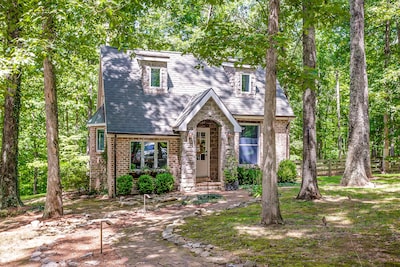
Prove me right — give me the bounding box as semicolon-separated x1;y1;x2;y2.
195;182;223;191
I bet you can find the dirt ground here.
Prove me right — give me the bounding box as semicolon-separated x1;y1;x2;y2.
0;190;254;267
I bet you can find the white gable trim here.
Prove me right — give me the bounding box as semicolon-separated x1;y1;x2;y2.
174;89;242;132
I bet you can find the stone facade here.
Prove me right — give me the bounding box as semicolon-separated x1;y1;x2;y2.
139;60;168;94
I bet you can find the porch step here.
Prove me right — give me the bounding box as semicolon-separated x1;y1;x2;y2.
196;182;223;191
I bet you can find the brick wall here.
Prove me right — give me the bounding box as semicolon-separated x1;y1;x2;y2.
88;126;107;192
105;135;181;196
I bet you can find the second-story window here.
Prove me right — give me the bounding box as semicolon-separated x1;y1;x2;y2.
241;74;251;93
150;68;161;87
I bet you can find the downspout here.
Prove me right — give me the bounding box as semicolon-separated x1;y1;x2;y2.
113;134;117;197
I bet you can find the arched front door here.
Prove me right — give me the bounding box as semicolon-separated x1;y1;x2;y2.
196;128;210;178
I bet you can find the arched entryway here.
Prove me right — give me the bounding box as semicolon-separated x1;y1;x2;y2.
196;120;220;185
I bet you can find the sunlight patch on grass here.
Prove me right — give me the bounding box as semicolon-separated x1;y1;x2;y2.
325;213;353;226
234;225;312;239
177;174;400;265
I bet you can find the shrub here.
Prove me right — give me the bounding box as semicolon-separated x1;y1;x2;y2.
224;155;238;183
155;172;175;194
137;174;155;194
116;175;133;195
277;159;297;183
237;165;262;185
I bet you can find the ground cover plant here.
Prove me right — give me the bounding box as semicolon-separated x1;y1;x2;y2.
177;174;400;266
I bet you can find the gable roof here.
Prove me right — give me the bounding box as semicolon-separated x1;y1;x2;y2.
96;46;295;135
87;105;105;126
173;88;242;132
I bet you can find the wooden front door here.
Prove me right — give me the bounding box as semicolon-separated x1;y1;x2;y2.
196;128;210;177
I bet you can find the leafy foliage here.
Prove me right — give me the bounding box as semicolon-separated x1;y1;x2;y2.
224;155;238;183
137;175;155;194
277;160;297;183
154;172;175;194
116;175;133;195
237;165;262;185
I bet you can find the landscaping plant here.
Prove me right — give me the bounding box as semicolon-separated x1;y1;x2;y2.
137;174;155;194
154;172;175;194
277;159;297;183
116;174;133;195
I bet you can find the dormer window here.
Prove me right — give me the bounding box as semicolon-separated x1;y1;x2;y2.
241;74;251;93
150;68;161;87
136;51;169;94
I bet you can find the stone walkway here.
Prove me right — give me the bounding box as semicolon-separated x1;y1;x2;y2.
24;190;258;267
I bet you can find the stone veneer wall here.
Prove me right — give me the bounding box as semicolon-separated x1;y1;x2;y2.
180;98;235;192
275;119;290;164
223;65;257;97
88;127;107;192
139;60;168;94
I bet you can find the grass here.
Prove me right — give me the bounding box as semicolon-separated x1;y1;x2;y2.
177;174;400;266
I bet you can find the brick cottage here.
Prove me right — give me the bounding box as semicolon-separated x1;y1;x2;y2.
88;46;295;197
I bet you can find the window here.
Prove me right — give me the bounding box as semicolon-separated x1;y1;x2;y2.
96;129;105;152
241;74;251;93
131;141;168;169
150;68;161;87
239;125;259;164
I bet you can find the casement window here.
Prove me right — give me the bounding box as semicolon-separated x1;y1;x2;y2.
239;124;259;164
241;74;251;93
96;129;105;152
131;141;168;169
150;68;161;87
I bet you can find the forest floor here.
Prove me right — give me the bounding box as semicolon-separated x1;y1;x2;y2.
0;189;254;267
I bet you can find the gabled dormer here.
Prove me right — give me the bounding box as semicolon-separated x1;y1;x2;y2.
222;61;257;96
136;51;169;94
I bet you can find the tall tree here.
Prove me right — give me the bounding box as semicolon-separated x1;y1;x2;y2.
0;0;23;208
261;0;283;225
297;0;321;200
341;0;372;186
42;6;63;218
382;0;390;173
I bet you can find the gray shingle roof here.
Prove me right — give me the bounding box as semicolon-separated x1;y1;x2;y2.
97;46;294;135
173;88;242;132
87;105;105;125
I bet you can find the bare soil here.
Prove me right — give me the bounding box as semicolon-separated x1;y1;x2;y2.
0;190;253;267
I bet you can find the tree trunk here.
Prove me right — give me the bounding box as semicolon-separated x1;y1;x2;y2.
297;2;321;200
42;12;63;218
335;71;343;159
341;0;372;186
261;0;283;225
0;0;23;209
382;15;390;173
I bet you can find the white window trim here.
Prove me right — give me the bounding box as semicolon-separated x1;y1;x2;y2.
149;67;162;88
130;140;168;170
239;123;260;165
96;128;105;152
241;73;252;94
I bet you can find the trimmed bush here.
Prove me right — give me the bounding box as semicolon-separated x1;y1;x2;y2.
116;174;133;195
137;174;155;194
277;159;297;183
154;172;175;194
237;165;262;185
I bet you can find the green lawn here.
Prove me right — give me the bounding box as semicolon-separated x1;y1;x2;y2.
177;175;400;266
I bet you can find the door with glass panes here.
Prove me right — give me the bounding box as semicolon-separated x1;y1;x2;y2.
196;128;210;177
